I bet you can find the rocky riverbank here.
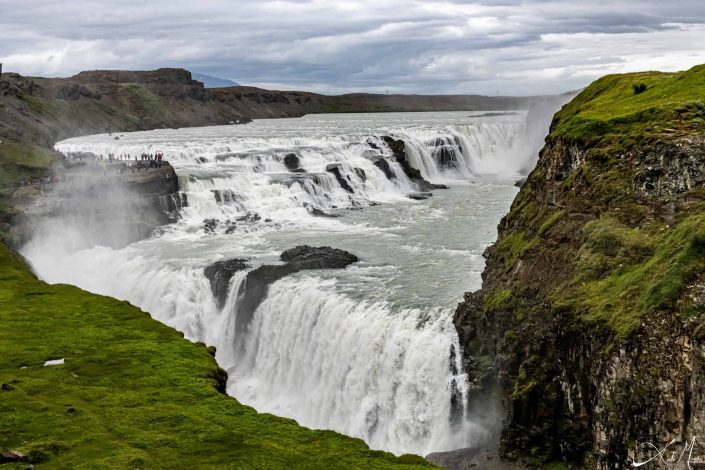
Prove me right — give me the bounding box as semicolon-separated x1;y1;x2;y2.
454;64;705;468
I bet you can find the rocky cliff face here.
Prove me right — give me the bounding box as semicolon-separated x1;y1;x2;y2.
454;65;705;468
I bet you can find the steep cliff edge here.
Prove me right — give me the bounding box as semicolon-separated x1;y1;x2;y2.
454;64;705;468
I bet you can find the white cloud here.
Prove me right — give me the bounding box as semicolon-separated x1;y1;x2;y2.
1;0;704;94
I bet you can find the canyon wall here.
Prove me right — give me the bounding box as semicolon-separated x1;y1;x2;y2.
454;64;705;468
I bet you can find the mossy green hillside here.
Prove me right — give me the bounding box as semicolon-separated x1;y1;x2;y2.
550;63;705;147
0;246;433;469
0;142;53;211
561;211;705;337
486;64;705;339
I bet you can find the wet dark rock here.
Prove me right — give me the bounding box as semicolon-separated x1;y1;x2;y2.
372;156;394;179
269;172;325;188
281;245;359;270
236;246;358;331
325;163;354;193
354;167;366;182
436;145;459;168
235;212;261;223
407;192;432;200
236;263;300;332
203;218;218;233
381;136;447;192
514;177;527;188
283;153;303;172
204;258;249;308
308;207;340;218
382;136;422;179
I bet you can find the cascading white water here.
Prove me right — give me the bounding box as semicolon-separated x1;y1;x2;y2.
22;111;537;456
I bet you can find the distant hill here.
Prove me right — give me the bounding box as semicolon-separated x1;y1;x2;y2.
191;72;240;88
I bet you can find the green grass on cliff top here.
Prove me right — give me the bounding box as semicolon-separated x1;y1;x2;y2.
550;63;705;145
0;245;433;469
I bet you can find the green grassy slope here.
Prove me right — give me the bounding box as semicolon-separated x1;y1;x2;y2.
0;246;434;469
550;64;705;146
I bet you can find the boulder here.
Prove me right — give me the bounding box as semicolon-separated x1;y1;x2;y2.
283;153;303;172
308;207;340;218
407;192;433;200
203;218;218;233
281;245;359;269
204;258;249;308
235;212;261;223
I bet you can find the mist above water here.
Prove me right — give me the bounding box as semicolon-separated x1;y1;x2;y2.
22;110;555;455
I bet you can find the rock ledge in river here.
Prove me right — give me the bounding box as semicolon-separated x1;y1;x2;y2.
204;258;249;308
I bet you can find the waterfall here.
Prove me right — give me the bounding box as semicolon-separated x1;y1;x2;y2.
23;112;530;456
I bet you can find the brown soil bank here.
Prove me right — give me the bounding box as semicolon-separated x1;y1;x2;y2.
454;64;705;468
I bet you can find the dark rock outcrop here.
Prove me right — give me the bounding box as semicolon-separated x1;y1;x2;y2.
436;146;459;168
381;136;448;191
325;163;354;193
236;263;300;332
372;156;394;179
204;258;249;308
307;207;340;218
281;245;359;269
283;153;303;172
354;167;366;182
235;246;358;332
453;69;705;469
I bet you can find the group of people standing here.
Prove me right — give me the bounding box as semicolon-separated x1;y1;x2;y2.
103;151;165;169
64;150;167;174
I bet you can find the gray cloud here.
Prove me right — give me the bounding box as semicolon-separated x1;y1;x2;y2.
1;0;705;95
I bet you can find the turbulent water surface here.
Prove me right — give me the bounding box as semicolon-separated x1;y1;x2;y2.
24;111;534;455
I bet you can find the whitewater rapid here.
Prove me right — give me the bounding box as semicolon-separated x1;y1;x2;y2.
23;111;535;455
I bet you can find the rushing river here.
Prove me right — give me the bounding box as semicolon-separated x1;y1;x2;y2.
23;111;537;455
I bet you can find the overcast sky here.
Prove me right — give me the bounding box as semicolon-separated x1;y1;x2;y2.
2;0;705;95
